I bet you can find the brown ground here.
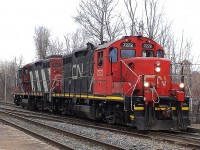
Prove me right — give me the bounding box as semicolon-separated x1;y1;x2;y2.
0;122;58;150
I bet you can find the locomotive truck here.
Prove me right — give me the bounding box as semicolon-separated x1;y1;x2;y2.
14;35;190;130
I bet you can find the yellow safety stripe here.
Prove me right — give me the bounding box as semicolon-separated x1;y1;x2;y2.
52;93;124;101
182;107;189;110
134;106;144;110
15;92;124;101
14;92;43;96
130;114;135;120
133;107;189;111
155;107;189;111
155;107;176;111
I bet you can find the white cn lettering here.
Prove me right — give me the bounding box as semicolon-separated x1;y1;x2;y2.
72;63;83;79
144;75;166;87
157;76;166;86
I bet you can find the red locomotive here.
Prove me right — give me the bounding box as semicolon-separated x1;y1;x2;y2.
14;35;190;130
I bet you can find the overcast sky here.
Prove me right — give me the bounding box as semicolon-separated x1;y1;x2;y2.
0;0;199;64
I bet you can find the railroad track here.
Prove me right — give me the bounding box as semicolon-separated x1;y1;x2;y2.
148;131;200;149
0;117;71;149
0;105;149;138
0;101;17;107
1;102;200;149
0;109;124;150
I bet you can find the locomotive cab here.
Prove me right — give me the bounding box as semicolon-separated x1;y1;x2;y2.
22;64;32;93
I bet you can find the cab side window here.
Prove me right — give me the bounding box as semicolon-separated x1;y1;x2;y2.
157;50;164;58
97;51;104;66
109;47;118;63
18;70;22;78
24;69;28;75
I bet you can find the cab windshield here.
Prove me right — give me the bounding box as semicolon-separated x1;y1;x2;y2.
121;49;135;58
142;50;154;57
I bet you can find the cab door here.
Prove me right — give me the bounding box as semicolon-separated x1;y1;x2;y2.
22;65;32;93
50;58;62;93
93;50;107;95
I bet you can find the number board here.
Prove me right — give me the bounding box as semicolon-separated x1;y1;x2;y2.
121;42;135;48
53;63;61;67
142;43;154;49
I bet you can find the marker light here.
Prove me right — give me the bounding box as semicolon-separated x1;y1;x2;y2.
156;61;160;66
179;83;185;88
144;82;150;88
138;31;142;37
155;67;161;73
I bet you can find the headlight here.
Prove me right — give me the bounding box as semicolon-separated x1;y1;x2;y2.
179;83;185;88
144;82;150;88
155;67;161;72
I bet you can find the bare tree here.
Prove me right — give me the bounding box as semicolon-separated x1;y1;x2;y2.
177;33;192;63
104;4;123;41
143;0;165;40
166;32;192;63
156;22;172;56
122;0;172;44
34;26;51;59
63;28;98;54
16;55;24;68
74;0;123;43
48;37;64;55
7;60;17;101
123;0;138;35
0;61;6;101
0;56;24;102
64;34;72;54
71;28;94;50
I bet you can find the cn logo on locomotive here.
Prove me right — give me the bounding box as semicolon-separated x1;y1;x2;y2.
144;75;167;86
72;63;83;79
